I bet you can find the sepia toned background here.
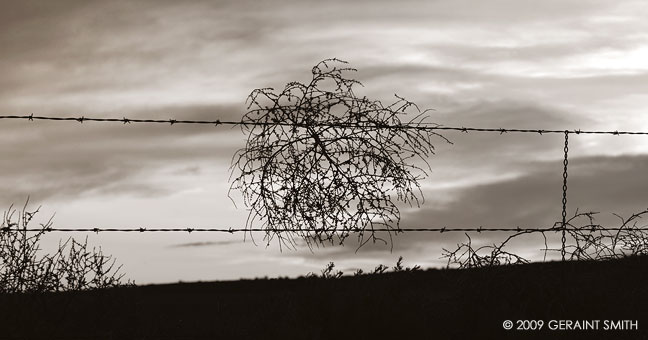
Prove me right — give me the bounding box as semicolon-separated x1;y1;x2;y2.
2;0;648;283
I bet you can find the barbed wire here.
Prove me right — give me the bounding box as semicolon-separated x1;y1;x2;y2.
2;114;648;135
5;226;648;233
4;113;648;259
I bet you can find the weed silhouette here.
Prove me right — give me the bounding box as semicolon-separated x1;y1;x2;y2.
307;256;421;278
0;200;132;293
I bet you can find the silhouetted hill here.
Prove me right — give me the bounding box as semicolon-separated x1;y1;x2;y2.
1;256;646;339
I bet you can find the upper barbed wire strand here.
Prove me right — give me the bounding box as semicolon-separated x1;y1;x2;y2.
5;227;648;233
0;114;647;135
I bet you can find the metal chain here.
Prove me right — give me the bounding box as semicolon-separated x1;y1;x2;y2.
561;131;569;261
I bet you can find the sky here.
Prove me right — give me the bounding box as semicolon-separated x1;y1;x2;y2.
2;0;648;284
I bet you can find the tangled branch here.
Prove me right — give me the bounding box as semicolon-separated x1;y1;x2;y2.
441;233;532;269
230;59;449;250
560;209;648;260
442;208;648;268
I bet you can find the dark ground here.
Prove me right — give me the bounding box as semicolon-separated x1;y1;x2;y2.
0;256;646;340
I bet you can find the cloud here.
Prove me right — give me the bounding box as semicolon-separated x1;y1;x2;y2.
0;104;246;204
405;153;648;246
0;1;278;110
168;240;242;248
2;0;646;131
3;0;648;282
3;0;644;110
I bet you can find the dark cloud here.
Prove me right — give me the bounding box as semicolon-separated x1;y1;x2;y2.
0;1;280;109
168;240;241;248
406;153;648;245
414;100;587;189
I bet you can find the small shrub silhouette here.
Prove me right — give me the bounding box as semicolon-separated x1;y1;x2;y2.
372;264;389;274
392;256;421;272
230;58;449;250
0;201;132;293
307;261;343;279
308;256;420;278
